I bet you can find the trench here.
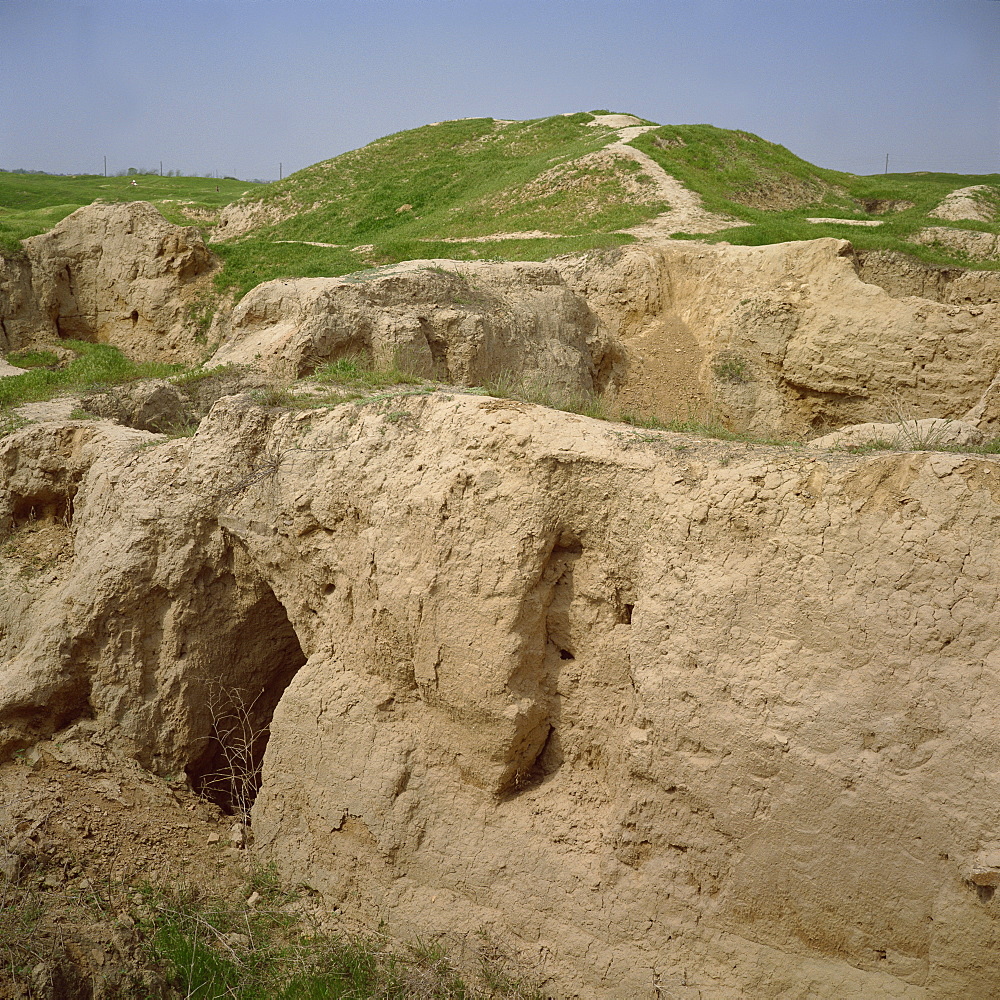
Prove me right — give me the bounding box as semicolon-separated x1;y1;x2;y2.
847;246;997;305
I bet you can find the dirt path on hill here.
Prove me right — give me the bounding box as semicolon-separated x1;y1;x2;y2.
607;126;748;238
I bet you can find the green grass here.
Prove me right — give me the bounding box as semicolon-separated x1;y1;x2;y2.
0;171;257;255
5;348;60;369
146;913;538;999
629;124;1000;269
9;115;995;302
838;432;1000;455
171;363;242;386
207;114;998;296
711;354;753;384
242;115;660;240
0;849;542;1000
209;113;670;296
0;341;182;426
211;233;635;300
131;876;542;1000
311;355;425;390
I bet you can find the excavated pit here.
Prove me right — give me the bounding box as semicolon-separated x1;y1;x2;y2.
3;203;1000;997
847;246;1000;304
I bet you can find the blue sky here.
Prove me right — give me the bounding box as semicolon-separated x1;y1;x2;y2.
1;0;997;180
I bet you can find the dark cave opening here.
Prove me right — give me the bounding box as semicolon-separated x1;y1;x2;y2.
185;583;306;818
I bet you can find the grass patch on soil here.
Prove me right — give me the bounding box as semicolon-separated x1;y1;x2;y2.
4;348;60;369
311;355;425;390
1;850;542;1000
211;232;635;300
144;889;540;1000
0;341;183;434
840;438;1000;455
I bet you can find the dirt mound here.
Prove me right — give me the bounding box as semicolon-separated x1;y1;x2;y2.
930;184;996;224
79;367;270;433
586;114;646;129
212;199;296;242
556;239;1000;436
847;248;1000;305
857;198;915;215
208;260;616;396
910;226;1000;262
0;202;220;362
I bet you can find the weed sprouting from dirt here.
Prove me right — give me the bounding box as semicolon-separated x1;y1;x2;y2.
195;685;269;823
171;362;241;386
142;885;547;1000
310;353;424;390
711;353;753;384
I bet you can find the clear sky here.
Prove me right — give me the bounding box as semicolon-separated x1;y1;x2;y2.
2;0;997;181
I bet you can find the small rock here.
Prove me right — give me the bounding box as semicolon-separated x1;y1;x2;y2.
967;866;1000;888
246;890;261;908
229;821;247;848
207;832;220;844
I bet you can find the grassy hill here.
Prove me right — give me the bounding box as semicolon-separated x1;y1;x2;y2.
208;113;666;296
208;112;998;296
2;113;996;300
630;123;1000;257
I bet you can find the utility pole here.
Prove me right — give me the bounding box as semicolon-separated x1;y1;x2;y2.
885;153;889;175
103;155;107;177
279;162;283;181
160;160;163;177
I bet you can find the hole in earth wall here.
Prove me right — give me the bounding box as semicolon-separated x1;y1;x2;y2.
186;581;306;818
502;534;584;797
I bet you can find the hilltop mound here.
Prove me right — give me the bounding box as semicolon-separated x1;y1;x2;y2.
2;116;996;304
209;113;848;247
212;113;671;242
203;112;998;299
